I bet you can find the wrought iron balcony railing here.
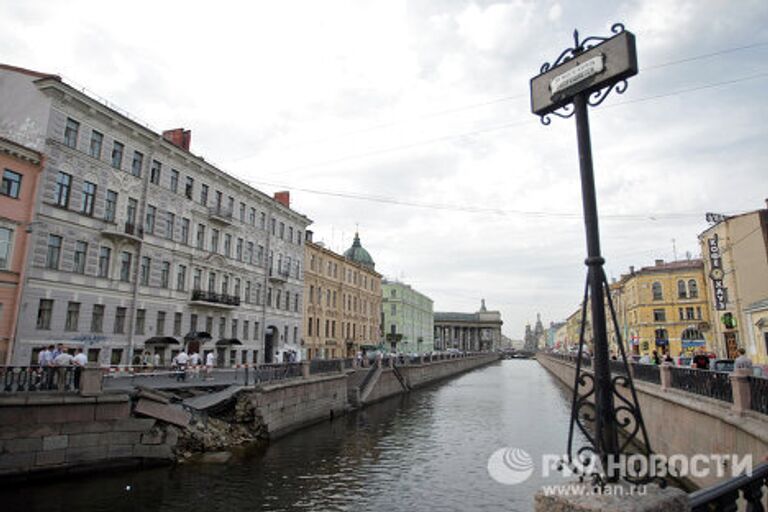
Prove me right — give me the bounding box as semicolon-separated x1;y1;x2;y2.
190;289;241;306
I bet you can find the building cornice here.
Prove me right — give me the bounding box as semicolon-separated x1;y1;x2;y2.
0;137;43;166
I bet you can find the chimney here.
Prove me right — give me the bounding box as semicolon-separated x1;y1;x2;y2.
629;266;635;274
655;259;664;266
305;230;313;243
162;128;191;151
274;191;290;208
765;198;768;209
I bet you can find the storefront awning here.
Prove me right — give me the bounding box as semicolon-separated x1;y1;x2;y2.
215;338;242;346
682;340;706;348
144;337;180;345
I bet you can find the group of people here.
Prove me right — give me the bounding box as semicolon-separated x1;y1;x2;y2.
171;349;215;382
35;344;88;389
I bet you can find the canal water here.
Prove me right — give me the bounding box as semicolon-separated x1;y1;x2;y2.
3;360;583;512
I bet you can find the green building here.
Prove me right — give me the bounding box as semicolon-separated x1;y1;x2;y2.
381;280;434;354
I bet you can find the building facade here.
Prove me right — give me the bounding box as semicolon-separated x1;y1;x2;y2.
382;280;434;353
303;233;381;359
698;204;768;363
0;64;311;366
434;299;501;352
609;259;711;357
0;137;44;363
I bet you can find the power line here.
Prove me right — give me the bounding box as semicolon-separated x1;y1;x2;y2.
255;70;768;177
227;41;768;164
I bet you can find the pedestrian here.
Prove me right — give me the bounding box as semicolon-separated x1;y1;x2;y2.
173;349;189;382
651;350;661;365
37;345;54;389
692;350;710;370
52;343;64;359
734;348;753;372
205;351;215;380
153;352;161;368
54;346;74;366
663;353;673;365
73;348;87;389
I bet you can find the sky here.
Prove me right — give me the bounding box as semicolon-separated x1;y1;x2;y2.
2;0;767;339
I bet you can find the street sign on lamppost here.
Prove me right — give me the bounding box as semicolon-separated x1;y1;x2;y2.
530;24;658;486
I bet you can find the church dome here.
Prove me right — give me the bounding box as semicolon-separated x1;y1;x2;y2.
343;232;375;270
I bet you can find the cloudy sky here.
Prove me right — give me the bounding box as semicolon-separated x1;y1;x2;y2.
2;1;767;338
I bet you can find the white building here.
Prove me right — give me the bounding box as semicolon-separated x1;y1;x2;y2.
0;64;311;366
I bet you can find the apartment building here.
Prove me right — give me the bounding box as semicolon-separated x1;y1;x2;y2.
0;64;311;366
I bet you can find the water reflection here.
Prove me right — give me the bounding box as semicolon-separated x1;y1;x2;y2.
2;360;582;512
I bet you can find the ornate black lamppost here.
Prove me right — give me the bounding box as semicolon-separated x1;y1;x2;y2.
530;24;657;485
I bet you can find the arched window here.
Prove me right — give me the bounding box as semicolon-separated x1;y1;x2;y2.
688;279;698;298
677;280;687;299
681;328;703;341
652;282;663;300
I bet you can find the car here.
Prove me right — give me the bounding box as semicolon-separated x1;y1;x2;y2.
712;359;735;372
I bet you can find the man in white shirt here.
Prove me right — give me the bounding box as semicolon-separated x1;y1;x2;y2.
54;348;74;366
173;350;189;382
73;348;88;389
205;352;215;380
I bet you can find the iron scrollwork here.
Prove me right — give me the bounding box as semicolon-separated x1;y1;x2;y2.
537;23;628;125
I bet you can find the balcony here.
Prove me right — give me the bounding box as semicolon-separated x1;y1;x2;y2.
207;205;233;225
102;221;144;243
268;267;291;284
189;289;241;309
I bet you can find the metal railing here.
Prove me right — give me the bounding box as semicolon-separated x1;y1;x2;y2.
309;359;342;374
1;366;79;393
208;205;233;220
749;376;768;415
689;462;768;511
670;367;733;403
608;359;629;376
343;358;354;370
249;363;302;383
191;289;241;306
631;364;661;385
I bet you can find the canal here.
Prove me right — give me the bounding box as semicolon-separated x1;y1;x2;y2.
2;360;582;512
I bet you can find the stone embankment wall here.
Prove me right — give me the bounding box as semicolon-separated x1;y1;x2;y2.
537;354;768;489
363;354;499;405
0;393;175;480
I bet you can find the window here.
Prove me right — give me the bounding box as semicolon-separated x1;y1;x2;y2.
231;318;238;338
255;283;261;305
210;228;219;252
391;304;396;315
81;181;96;215
208;272;216;292
246;242;253;264
170;169;179;193
65;302;80;331
131;151;143;177
120;252;132;282
271;218;276;235
279;222;284;239
206;316;214;334
200;184;208;205
90;304;104;333
156;311;166;336
193;268;202;290
197;224;206;249
135;309;146;334
127;198;138;225
174;312;182;336
224;234;231;257
234;278;241;298
249;207;256;225
1;169;22;198
245;281;251;303
176;264;187;291
145;205;156;234
236;238;243;261
0;227;12;269
64;118;80;148
651;282;663;301
222;275;229;294
165;211;175;240
682;327;703;341
678;308;685;321
89;130;103;159
219;317;226;338
150;160;161;185
105;190;118;222
308;317;313;336
653;309;666;322
243;320;249;340
185;177;194;199
140;256;151;285
160;261;170;288
73;241;87;274
111;141;124;169
215;190;222;208
54;172;72;207
677;280;687;299
110;349;123;365
260;212;266;229
181;218;190;244
98;247;111;278
688;279;698;298
289;227;293;243
257;245;264;265
114;307;127;334
190;313;198;333
685;307;696;320
37;299;53;330
239;203;245;222
47;234;62;269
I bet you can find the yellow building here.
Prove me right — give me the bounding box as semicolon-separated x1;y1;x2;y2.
303;233;381;359
610;259;711;357
698;204;768;364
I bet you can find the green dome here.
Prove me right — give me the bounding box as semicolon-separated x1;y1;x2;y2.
344;232;375;269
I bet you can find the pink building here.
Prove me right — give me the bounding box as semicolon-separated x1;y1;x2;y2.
0;137;43;363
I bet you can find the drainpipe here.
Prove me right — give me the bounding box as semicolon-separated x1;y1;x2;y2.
126;142;155;365
259;208;273;363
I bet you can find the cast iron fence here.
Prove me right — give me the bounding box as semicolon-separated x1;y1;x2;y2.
1;366;78;393
309;359;342;375
689;461;768;511
749;376;768;415
630;364;661;385
669;367;733;403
